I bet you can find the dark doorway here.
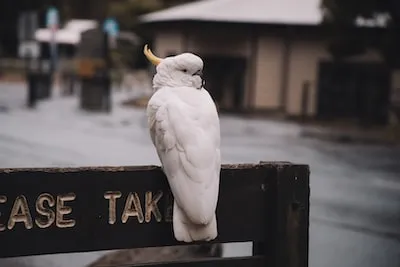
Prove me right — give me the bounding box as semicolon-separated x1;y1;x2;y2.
316;61;391;125
202;56;247;111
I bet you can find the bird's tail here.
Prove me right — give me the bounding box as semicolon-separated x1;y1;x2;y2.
173;200;217;243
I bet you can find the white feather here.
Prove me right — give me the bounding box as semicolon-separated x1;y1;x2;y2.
147;85;221;242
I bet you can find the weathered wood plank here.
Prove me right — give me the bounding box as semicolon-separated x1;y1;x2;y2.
260;162;310;267
123;256;264;267
87;244;223;267
0;164;279;258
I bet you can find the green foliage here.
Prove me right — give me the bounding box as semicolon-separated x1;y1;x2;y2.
57;0;198;29
106;0;198;69
322;0;391;23
321;0;400;67
108;0;162;31
1;0;197;64
108;0;198;31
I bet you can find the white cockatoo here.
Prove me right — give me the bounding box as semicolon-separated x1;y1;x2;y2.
143;45;221;243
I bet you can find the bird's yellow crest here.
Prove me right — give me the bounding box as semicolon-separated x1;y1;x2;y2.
143;44;163;66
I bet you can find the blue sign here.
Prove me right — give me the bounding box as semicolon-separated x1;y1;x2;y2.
46;7;59;28
103;18;119;37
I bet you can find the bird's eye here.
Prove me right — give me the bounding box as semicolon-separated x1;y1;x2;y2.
182;69;187;73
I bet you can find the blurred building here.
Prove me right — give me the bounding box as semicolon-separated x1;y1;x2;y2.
35;19;99;60
34;19;142;71
139;0;394;125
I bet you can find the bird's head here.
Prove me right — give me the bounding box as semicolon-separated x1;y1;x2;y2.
143;44;205;90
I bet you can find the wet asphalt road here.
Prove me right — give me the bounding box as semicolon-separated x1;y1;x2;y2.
0;83;399;267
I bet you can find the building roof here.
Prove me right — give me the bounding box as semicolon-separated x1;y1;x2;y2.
139;0;323;26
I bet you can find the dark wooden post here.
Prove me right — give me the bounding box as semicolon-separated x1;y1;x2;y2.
266;162;309;267
26;72;37;108
25;52;37;108
253;162;310;267
301;81;310;122
76;29;112;112
103;32;112;113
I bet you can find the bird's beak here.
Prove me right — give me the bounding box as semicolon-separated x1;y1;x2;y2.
194;70;203;77
143;44;163;66
193;70;205;88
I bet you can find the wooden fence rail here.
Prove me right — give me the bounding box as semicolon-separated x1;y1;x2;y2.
0;162;310;267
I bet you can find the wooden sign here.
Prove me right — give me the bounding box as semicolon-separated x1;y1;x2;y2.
0;163;310;267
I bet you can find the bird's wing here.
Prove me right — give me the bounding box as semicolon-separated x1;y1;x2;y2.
147;90;221;225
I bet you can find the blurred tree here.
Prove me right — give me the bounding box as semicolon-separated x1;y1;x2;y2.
0;0;197;57
105;0;198;69
108;0;198;31
321;0;400;68
108;0;162;31
60;0;108;20
0;0;62;55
